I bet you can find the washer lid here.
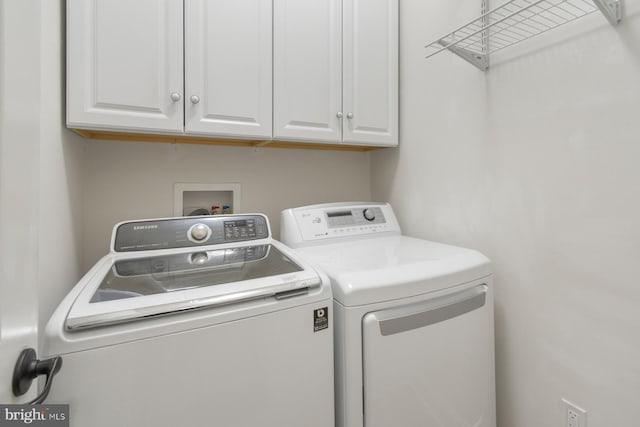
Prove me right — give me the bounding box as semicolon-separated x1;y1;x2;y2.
65;242;321;330
294;235;491;306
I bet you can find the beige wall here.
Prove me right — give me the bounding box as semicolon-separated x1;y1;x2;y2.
81;140;371;270
373;1;640;426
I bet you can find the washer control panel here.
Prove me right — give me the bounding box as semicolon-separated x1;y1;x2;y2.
113;214;269;252
284;203;401;243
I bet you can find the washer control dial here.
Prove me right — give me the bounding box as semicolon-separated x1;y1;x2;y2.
363;208;376;222
189;223;211;242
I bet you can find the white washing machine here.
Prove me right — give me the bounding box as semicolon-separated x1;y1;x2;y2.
281;202;496;427
44;214;334;427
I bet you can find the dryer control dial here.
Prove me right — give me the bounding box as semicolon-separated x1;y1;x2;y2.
189;223;211;242
363;208;376;222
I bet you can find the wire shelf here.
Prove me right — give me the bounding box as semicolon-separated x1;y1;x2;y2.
425;0;622;70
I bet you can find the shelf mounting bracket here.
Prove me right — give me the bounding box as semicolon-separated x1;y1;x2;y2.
438;41;489;71
592;0;622;26
436;0;490;72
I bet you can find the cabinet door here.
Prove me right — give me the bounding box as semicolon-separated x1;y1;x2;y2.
66;0;184;133
342;0;398;146
273;0;342;143
185;0;272;138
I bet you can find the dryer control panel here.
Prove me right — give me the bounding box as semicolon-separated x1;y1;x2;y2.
281;203;401;246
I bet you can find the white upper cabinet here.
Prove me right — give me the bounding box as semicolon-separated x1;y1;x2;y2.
184;0;272;138
273;0;343;143
343;0;398;146
273;0;398;147
67;0;184;133
68;0;271;139
67;0;396;149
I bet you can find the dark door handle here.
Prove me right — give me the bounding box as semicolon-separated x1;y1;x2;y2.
12;348;63;404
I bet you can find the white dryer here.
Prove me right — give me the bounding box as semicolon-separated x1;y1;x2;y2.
44;214;334;427
281;202;496;427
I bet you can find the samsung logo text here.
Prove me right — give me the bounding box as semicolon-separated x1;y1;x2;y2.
133;225;158;231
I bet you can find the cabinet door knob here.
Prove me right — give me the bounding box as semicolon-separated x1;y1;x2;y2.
346;112;354;119
170;92;181;102
336;112;343;119
190;95;200;104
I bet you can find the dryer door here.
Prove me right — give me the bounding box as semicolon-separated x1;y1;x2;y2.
362;281;496;427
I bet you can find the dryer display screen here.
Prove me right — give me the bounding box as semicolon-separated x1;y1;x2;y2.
327;211;353;218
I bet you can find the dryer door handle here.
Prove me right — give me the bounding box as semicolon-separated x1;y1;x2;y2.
369;284;487;336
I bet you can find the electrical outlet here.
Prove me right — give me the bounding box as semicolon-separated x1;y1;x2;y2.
567;407;580;427
562;398;587;427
